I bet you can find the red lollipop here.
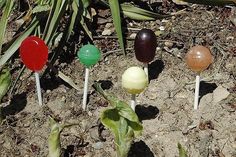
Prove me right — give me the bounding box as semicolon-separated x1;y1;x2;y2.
20;36;48;106
20;36;48;71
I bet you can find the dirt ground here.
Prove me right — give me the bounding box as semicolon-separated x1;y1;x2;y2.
0;2;236;157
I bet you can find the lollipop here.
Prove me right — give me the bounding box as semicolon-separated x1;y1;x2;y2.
122;67;148;110
78;44;101;110
134;29;157;79
186;45;213;110
20;36;48;106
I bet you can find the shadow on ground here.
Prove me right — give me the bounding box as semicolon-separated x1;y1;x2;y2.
135;105;159;121
2;92;27;118
128;140;155;157
97;80;113;90
199;81;217;101
149;59;165;81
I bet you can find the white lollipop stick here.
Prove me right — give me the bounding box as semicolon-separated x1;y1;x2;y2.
35;72;43;106
82;68;89;110
194;74;200;110
143;63;148;79
130;94;136;111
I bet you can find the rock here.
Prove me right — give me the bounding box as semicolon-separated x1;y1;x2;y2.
102;29;112;36
164;41;173;48
92;142;104;150
213;86;230;103
129;33;136;39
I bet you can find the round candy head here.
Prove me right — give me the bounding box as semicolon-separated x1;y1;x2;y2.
77;44;101;68
20;36;48;71
186;45;213;73
122;66;148;94
134;29;157;63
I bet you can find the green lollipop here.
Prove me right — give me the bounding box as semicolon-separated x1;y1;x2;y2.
77;44;101;110
78;44;101;68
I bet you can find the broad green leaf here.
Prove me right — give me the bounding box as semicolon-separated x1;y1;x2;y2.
0;0;14;55
121;3;169;21
178;143;188;157
0;18;39;67
0;67;11;102
108;0;125;55
176;0;236;5
94;83;143;157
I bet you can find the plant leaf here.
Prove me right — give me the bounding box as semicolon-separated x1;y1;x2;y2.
32;4;50;13
48;117;80;157
48;117;61;157
174;0;236;5
94;83;143;157
43;0;69;44
0;0;14;55
0;67;11;102
108;0;125;55
0;0;6;9
0;18;39;67
178;143;188;157
121;3;169;21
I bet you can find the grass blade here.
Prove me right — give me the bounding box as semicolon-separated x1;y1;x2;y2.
43;0;69;44
121;3;169;21
0;18;39;67
0;67;11;102
178;0;236;5
108;0;125;55
0;0;14;55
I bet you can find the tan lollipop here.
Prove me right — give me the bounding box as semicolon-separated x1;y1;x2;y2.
186;45;213;110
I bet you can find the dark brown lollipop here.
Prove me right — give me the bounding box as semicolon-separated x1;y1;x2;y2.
134;29;157;63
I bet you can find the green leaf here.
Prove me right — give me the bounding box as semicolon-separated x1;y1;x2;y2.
178;143;188;157
0;67;11;102
48;117;61;157
108;0;125;55
0;0;6;9
94;83;143;157
121;3;169;21
48;117;80;157
0;0;14;55
176;0;236;5
32;4;50;13
43;0;69;44
0;18;39;67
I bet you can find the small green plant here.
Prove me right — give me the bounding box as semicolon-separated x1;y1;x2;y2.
48;117;79;157
94;83;143;157
178;143;188;157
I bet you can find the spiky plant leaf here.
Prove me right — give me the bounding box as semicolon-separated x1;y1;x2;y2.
108;0;125;55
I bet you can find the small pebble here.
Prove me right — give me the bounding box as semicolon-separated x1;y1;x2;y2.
92;142;104;150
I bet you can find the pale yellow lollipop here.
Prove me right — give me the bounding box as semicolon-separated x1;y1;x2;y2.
122;67;148;110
